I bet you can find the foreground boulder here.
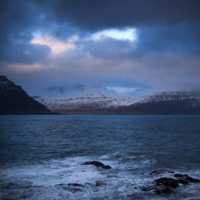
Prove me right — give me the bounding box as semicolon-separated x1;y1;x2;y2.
150;169;174;176
82;161;112;169
154;177;179;194
155;177;179;188
174;173;200;184
142;173;200;195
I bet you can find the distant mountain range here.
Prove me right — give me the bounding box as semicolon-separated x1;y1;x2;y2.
1;75;200;114
120;91;200;114
35;91;200;115
35;95;137;114
0;76;51;114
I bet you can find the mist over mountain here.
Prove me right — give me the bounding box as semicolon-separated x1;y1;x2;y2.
1;75;200;115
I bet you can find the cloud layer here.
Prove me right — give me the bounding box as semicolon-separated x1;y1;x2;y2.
1;0;200;96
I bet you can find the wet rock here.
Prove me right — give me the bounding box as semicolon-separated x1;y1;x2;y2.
155;177;179;189
141;185;154;192
150;169;174;176
142;177;179;195
67;183;84;187
153;177;179;194
95;180;106;187
154;184;175;194
142;172;200;195
174;174;200;184
82;161;112;169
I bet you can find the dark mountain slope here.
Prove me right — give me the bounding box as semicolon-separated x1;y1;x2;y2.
122;92;200;114
0;76;51;114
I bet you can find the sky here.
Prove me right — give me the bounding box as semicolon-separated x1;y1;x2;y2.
0;0;200;97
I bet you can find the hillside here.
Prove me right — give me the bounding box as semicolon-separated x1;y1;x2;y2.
0;76;51;114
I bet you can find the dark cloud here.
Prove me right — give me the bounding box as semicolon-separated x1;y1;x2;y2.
0;42;51;64
37;0;200;30
0;0;52;65
137;24;200;54
1;0;200;96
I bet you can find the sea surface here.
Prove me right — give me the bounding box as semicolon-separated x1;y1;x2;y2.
0;115;200;200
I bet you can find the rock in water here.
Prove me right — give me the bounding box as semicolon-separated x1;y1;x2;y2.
155;177;179;189
150;169;174;176
82;161;112;169
142;178;179;194
143;177;179;194
174;174;200;184
95;180;106;187
142;172;200;195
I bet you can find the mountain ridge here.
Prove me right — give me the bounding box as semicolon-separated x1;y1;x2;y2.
35;91;200;114
0;76;51;114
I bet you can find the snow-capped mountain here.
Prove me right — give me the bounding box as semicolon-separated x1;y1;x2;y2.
35;91;200;114
125;91;200;114
141;91;200;104
35;95;137;113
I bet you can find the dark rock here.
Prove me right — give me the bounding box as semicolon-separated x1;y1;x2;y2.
150;169;174;176
82;161;111;169
154;184;175;194
142;172;200;195
67;183;84;187
95;180;106;187
155;177;179;188
147;177;180;195
174;174;200;184
141;185;154;192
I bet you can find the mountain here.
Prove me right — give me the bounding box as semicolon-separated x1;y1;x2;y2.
35;95;136;114
35;91;200;114
3;75;199;115
121;91;200;114
0;76;51;114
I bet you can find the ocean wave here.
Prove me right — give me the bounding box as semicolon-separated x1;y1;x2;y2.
1;154;200;200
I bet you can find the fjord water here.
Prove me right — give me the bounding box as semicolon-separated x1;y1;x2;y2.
0;115;200;199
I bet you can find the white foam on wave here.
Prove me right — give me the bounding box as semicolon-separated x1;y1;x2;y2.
0;154;159;200
1;156;108;186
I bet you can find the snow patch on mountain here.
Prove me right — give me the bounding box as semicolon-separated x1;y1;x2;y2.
141;91;200;102
35;95;138;111
34;91;200;113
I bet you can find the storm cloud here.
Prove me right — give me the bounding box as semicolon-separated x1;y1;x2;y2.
37;0;200;28
0;0;200;96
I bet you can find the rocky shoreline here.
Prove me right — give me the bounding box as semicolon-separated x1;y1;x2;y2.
1;160;200;200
